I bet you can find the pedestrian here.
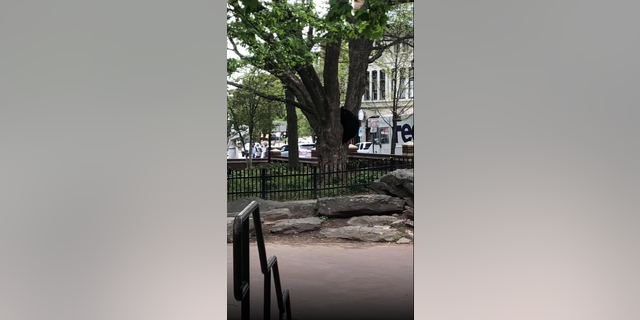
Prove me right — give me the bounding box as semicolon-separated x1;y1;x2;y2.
261;141;268;158
253;142;261;159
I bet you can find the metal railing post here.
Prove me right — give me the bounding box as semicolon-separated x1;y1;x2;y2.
312;166;318;199
232;201;293;320
260;168;267;200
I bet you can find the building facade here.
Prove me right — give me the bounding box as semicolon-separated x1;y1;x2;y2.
348;0;414;151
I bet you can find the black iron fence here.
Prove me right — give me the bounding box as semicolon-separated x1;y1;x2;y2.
233;201;292;320
227;157;413;202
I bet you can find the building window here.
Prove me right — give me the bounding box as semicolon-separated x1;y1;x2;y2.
372;70;378;100
380;70;386;100
364;71;370;101
379;127;390;144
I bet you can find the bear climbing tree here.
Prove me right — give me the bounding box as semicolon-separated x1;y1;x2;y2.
340;107;360;144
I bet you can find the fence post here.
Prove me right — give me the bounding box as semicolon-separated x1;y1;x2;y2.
260;168;267;200
312;166;318;199
390;158;396;171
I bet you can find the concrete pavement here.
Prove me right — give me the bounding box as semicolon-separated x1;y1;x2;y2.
227;243;413;320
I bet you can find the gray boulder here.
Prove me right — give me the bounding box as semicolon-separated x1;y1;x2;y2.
260;208;291;221
227;197;280;213
227;198;316;218
405;197;414;208
320;226;400;242
270;217;323;234
390;219;414;228
370;169;414;198
316;195;405;217
405;207;414;220
278;200;317;218
227;208;292;222
347;215;398;227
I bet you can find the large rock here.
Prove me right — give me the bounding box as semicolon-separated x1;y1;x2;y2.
316;195;405;217
390;219;413;228
227;208;292;222
259;208;291;221
227;197;281;213
369;169;414;198
227;198;316;218
320;226;400;242
405;197;414;208
347;215;398;227
404;207;414;220
278;200;317;218
270;217;323;234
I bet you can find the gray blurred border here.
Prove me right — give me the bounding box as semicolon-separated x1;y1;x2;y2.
0;1;223;319
422;0;640;319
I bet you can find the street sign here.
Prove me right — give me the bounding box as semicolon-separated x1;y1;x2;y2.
358;128;363;137
368;118;379;133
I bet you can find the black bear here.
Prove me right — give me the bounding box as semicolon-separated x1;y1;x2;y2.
340;107;360;144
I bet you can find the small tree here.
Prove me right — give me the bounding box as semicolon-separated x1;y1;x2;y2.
227;69;284;168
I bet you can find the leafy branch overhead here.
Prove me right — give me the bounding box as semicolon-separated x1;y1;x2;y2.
227;0;413;75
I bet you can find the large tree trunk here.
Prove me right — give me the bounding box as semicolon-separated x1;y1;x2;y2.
284;86;300;169
273;34;374;175
313;114;348;181
344;38;374;114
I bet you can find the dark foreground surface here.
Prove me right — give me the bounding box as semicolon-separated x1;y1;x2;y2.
227;243;414;320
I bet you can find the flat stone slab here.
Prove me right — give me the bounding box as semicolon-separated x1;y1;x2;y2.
320;226;400;242
260;208;291;221
390;219;414;228
316;195;405;217
270;217;323;234
227;197;316;218
227;208;292;221
279;200;317;218
348;215;398;227
396;237;412;244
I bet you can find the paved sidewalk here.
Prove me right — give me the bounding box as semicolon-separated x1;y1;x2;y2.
227;243;413;320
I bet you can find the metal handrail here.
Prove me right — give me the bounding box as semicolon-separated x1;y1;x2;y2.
233;201;292;320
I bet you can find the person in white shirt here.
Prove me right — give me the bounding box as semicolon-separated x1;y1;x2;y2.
261;141;268;158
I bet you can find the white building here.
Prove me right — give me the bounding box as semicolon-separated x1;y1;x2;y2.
349;0;414;153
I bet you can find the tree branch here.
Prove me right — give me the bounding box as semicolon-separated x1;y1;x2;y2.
227;81;314;114
307;26;315;50
387;0;414;4
369;34;414;63
227;37;246;59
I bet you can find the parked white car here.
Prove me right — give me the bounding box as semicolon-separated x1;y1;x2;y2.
356;142;380;154
280;143;315;158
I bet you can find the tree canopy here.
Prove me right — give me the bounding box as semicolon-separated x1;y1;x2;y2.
227;0;413;171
